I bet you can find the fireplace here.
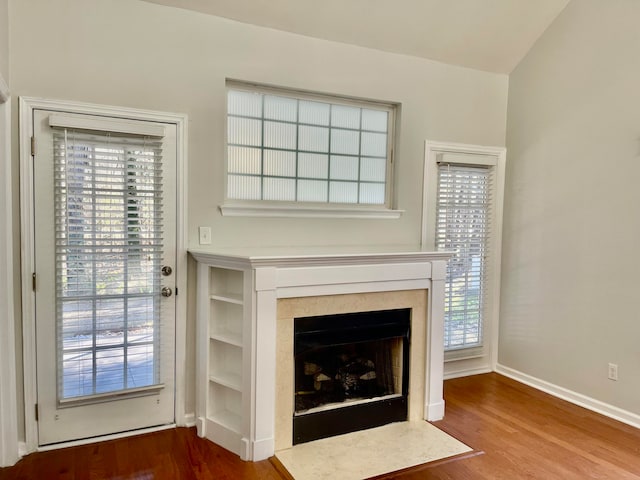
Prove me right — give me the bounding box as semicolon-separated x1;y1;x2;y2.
275;289;432;453
191;247;450;461
293;308;410;444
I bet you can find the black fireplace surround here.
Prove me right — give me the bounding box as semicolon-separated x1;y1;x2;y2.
293;308;411;444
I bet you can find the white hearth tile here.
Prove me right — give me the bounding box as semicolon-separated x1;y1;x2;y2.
275;421;472;480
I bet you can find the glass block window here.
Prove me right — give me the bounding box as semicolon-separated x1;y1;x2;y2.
226;83;395;206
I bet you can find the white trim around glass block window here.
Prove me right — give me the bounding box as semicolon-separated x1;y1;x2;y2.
221;81;402;218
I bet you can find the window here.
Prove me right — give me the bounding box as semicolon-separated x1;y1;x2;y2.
424;142;505;360
52;121;164;399
223;82;398;217
436;161;494;350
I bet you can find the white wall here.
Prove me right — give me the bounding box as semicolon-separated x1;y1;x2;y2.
10;0;507;248
501;0;640;418
0;0;7;80
9;0;508;431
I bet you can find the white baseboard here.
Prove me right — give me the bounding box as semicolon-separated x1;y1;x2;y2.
495;364;640;430
250;437;274;462
424;400;445;421
18;442;28;460
37;424;177;453
17;415;198;462
196;416;205;437
183;412;196;428
444;366;492;380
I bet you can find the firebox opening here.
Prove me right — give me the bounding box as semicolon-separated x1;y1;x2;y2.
293;308;410;445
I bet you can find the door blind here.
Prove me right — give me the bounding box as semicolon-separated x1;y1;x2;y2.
436;163;493;350
53;127;164;400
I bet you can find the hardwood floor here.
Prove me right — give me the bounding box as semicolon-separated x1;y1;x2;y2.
2;373;639;479
396;373;640;479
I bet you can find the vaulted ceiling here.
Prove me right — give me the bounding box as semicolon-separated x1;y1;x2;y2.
142;0;570;73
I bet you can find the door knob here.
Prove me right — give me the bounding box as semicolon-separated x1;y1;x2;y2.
161;287;173;297
162;265;172;276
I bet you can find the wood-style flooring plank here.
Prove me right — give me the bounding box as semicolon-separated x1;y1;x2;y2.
391;373;640;480
1;373;639;479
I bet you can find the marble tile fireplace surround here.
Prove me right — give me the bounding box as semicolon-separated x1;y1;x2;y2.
190;246;450;461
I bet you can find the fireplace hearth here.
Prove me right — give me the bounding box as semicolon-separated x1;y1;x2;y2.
293;309;410;444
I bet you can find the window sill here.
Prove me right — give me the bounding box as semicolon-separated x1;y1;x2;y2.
444;346;485;363
58;384;164;408
219;203;404;219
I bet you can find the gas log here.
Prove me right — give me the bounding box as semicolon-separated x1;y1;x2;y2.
295;349;385;411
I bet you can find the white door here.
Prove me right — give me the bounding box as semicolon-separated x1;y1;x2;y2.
32;109;177;445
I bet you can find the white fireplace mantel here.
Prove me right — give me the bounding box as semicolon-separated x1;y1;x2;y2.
190;245;451;461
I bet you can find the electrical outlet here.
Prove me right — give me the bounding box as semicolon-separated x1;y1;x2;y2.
608;363;618;381
199;226;212;245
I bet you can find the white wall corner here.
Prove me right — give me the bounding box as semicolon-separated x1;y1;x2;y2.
0;93;19;468
495;364;640;430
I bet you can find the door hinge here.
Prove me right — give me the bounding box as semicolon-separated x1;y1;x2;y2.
32;272;37;291
390;148;394;164
35;404;39;422
30;136;36;157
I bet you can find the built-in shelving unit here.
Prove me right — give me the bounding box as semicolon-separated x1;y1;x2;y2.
196;264;251;459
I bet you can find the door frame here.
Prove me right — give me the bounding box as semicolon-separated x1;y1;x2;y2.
19;97;189;454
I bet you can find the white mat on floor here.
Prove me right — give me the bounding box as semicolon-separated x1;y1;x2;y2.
275;421;472;480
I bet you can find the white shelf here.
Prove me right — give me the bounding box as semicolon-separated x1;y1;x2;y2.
210;331;243;348
209;372;242;392
210;293;244;305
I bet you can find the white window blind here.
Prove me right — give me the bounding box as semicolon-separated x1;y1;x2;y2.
436;162;493;351
226;84;394;206
53;127;164;400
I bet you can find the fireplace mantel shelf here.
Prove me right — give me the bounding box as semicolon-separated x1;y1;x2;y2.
190;245;451;462
189;245;451;268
